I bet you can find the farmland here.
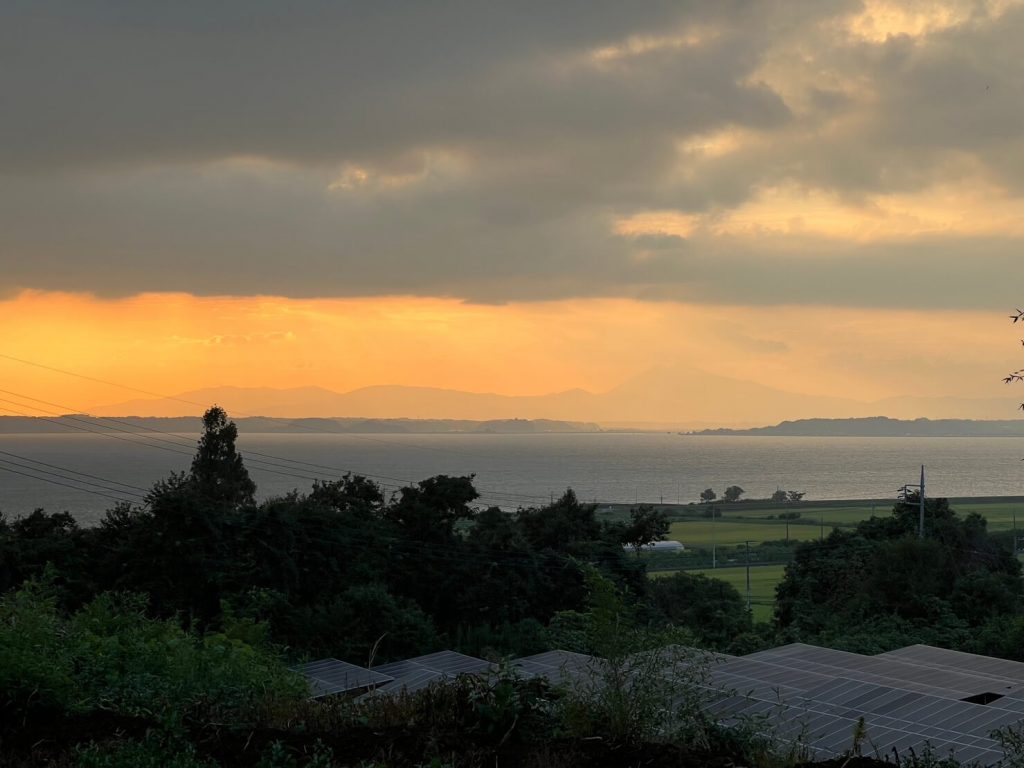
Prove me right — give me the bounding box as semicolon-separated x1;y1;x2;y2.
624;496;1024;623
600;495;1024;546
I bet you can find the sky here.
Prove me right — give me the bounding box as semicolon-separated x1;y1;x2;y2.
2;0;1024;419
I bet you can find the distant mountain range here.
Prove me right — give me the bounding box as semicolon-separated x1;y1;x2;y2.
84;365;1018;427
0;416;600;435
692;417;1024;437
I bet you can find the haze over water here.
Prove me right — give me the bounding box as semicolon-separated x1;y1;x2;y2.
4;432;1023;525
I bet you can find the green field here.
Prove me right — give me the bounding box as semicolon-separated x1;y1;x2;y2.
667;519;835;548
951;502;1024;532
651;564;786;623
632;497;1024;624
604;496;1024;548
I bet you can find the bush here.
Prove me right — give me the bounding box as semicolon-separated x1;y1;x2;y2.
0;580;307;734
553;567;715;745
647;571;752;649
76;733;213;768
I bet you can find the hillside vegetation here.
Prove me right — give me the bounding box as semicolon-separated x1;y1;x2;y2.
3;408;1023;766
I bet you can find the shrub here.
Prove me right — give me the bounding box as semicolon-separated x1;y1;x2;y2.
75;733;213;768
0;580;307;735
553;566;716;745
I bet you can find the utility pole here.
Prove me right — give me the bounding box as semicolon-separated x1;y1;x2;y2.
1014;511;1019;553
819;513;824;542
745;540;752;614
712;505;717;569
919;465;926;540
897;465;926;538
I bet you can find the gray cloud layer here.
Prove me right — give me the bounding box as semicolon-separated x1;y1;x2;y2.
2;0;1021;307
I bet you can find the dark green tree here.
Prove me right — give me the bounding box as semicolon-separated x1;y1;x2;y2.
190;406;256;508
309;473;385;518
385;474;477;542
517;489;602;554
776;498;1022;645
620;505;670;556
647;571;751;649
723;485;745;502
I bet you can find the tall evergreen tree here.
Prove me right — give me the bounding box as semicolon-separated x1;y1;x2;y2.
190;406;256;508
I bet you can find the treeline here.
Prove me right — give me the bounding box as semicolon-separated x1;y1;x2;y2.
0;408;753;665
5;407;1024;765
776;496;1024;656
1;407;770;766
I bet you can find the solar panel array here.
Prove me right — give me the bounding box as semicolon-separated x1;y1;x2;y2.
293;642;1024;765
368;650;495;695
513;649;600;687
707;643;1024;764
291;658;395;698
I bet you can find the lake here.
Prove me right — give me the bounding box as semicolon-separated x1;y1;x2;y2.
1;432;1023;525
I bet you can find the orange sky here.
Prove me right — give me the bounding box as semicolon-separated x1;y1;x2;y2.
0;290;1016;418
5;2;1024;423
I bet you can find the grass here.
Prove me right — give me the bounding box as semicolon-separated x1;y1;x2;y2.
608;497;1024;548
650;563;785;623
952;501;1024;532
633;497;1024;625
666;519;835;548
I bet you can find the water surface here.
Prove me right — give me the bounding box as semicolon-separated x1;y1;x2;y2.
1;432;1022;525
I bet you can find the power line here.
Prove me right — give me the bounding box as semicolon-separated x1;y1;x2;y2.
0;352;497;461
0;457;147;501
0;403;355;490
0;462;139;505
0;383;553;505
0;449;149;494
0;355;576;503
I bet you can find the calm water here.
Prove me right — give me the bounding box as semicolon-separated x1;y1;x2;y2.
1;432;1023;525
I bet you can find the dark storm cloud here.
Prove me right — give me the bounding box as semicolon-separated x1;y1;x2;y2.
2;0;1020;307
0;0;768;172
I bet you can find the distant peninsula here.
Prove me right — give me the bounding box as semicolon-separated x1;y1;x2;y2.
0;416;601;435
691;416;1024;437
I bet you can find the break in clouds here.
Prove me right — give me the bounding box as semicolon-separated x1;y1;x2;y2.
2;0;1023;308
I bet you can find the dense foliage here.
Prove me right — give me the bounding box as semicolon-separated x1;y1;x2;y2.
776;495;1024;655
0;409;697;668
6;408;1024;765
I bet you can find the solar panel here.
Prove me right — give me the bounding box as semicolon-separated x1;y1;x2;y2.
880;645;1024;686
746;644;1024;700
333;641;1024;765
365;650;494;696
513;650;600;687
402;650;494;675
368;669;446;696
699;644;1024;764
292;658;394;697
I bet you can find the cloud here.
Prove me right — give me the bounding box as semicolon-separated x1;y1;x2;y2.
3;0;1024;308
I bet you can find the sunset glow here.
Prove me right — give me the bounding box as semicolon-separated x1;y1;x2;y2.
4;1;1024;424
0;290;1015;424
